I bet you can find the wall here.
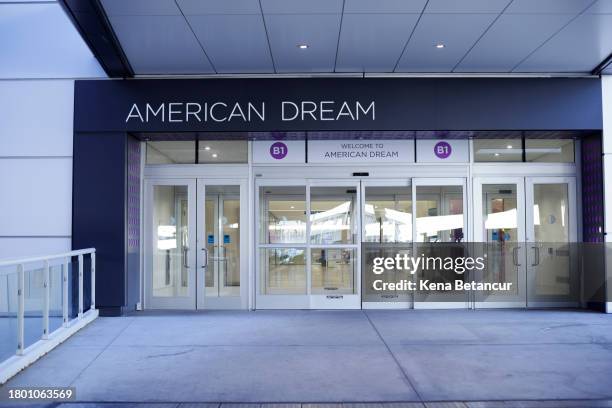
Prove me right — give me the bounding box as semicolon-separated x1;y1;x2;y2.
0;0;105;260
602;75;612;313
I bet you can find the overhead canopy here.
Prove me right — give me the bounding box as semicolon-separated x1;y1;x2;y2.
61;0;612;77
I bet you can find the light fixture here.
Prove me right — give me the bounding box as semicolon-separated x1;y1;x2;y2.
297;44;309;49
204;146;211;151
290;206;295;209
212;153;218;158
506;145;513;149
494;153;500;157
435;43;445;49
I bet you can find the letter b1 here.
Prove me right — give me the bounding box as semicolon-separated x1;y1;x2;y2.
270;142;288;160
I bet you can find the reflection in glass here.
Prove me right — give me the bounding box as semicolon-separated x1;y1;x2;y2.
364;186;412;243
146;141;196;164
198;140;248;163
205;185;240;298
481;184;519;296
526;139;574;163
311;249;356;294
473;139;522;162
260;186;306;244
533;183;570;296
310;187;356;244
261;248;306;294
152;185;189;297
415;186;463;242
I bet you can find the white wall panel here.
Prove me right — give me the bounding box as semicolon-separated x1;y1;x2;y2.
602;76;612;243
0;158;72;237
0;238;71;260
0;80;74;157
0;2;105;79
0;2;104;259
603;76;612;155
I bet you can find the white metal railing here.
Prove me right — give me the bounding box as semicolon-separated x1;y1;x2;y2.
0;248;98;384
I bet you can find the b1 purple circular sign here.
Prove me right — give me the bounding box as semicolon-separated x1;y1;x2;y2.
270;142;288;160
434;141;452;159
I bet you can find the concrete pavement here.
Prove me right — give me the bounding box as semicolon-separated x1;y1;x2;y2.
0;310;611;405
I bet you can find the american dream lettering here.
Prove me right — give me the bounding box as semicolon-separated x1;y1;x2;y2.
125;100;376;123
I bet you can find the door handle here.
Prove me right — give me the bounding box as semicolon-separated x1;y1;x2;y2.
182;247;189;268
201;247;208;268
531;246;540;266
512;246;520;266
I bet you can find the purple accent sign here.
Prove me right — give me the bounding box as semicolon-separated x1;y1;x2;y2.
434;141;452;159
270;142;288;160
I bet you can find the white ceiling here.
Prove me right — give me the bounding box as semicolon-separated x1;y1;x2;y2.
99;0;612;75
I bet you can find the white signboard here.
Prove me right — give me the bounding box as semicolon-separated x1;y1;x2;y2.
416;139;469;163
252;140;305;164
308;140;414;164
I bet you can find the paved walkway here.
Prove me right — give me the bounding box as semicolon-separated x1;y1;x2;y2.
1;310;612;407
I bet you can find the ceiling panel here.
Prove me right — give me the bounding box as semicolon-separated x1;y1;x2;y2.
264;14;341;72
336;14;419;72
177;0;260;15
505;0;594;14
397;13;496;72
424;0;511;14
94;0;612;75
586;0;612;13
515;13;612;72
187;15;273;73
108;15;214;74
261;0;342;14
456;14;575;72
101;0;179;16
344;0;426;13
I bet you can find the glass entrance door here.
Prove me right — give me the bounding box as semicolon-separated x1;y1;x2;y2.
361;181;413;307
197;180;246;309
256;180;360;309
145;179;197;309
413;178;468;308
473;177;578;308
145;178;246;310
473;177;527;307
309;182;360;309
525;177;579;307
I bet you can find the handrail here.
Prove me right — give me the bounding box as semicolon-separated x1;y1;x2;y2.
0;248;96;267
0;248;97;384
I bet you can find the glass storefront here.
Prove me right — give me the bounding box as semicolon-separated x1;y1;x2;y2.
141;133;584;310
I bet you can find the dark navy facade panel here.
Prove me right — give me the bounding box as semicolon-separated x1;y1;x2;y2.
72;132;127;316
74;77;603;132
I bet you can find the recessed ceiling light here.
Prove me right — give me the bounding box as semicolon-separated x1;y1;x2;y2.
204;146;211;151
212;153;218;158
435;43;445;49
290;206;295;209
297;44;309;49
506;145;513;149
494;153;500;157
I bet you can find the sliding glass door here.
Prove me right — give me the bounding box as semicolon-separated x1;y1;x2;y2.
256;180;360;309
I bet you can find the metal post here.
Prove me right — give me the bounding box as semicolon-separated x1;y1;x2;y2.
90;252;96;310
78;254;83;318
42;260;50;340
62;259;68;327
17;264;25;355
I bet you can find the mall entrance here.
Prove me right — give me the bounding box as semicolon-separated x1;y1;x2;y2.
143;168;249;310
140;135;583;311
